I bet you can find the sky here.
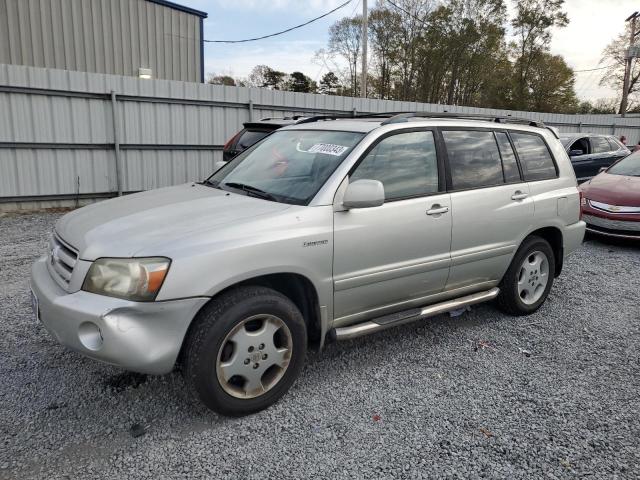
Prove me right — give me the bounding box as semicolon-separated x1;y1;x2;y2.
180;0;636;102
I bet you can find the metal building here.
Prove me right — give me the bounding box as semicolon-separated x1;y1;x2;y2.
0;0;207;83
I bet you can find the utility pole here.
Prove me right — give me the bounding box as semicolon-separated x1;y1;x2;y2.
360;0;368;98
620;11;639;116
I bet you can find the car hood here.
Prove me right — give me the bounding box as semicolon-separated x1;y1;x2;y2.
55;183;291;260
581;172;640;206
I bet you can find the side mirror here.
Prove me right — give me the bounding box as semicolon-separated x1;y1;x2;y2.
569;149;584;157
343;179;385;209
599;167;607;173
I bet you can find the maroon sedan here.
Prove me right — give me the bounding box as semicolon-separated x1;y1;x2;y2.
579;151;640;239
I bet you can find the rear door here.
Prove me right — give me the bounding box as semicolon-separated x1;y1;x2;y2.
332;129;452;325
441;128;534;290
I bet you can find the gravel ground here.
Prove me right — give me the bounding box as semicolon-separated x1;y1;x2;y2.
1;211;639;480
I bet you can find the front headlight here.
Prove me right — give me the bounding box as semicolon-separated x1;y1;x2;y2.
82;257;170;301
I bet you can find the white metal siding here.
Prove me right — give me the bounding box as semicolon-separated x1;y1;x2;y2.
0;0;202;82
1;64;639;210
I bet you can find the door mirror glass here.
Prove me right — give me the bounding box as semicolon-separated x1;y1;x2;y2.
569;149;584;157
343;179;385;209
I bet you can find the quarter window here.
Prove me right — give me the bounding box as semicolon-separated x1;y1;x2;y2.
350;131;439;200
510;133;557;181
443;130;504;189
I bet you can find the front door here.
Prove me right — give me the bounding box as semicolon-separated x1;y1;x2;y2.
332;130;452;326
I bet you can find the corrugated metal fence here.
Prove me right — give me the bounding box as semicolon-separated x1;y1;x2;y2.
2;63;639;211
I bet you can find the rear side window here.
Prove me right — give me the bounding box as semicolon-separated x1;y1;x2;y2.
510;133;557;181
237;130;271;149
606;138;620;151
442;130;504;189
494;132;521;182
591;136;612;154
350;130;439;200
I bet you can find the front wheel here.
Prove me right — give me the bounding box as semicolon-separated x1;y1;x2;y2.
497;236;555;316
182;286;307;416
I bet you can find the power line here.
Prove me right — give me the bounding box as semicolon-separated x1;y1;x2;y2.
385;0;428;25
574;64;616;73
203;0;353;44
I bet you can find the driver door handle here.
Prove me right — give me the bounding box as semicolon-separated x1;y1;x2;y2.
511;191;528;201
426;205;449;215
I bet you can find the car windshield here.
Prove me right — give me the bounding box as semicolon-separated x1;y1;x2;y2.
607;151;640;176
206;130;365;205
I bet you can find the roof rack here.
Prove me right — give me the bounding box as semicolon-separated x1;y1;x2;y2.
380;111;546;128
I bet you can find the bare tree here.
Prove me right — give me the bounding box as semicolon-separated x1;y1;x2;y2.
600;30;640;113
328;16;362;96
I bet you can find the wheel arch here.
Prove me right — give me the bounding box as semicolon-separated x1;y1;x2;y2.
526;226;564;277
178;272;323;368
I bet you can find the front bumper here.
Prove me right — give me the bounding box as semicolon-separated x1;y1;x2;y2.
30;256;208;374
582;209;640;240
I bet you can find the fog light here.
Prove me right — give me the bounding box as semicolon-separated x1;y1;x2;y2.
78;322;103;351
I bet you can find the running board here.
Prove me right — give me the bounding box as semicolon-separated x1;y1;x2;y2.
329;287;500;341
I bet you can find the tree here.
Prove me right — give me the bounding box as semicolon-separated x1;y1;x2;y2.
207;74;236;86
328;16;362;96
600;30;640;114
525;53;578;112
248;65;286;89
510;0;569;110
318;72;341;95
368;7;403;99
286;71;314;92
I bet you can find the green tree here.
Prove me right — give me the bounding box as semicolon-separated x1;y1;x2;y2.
248;65;286;89
525;52;578;112
318;72;341;95
510;0;569;109
207;74;236;86
286;71;314;92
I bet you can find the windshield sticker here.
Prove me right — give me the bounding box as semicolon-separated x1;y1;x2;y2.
307;143;349;156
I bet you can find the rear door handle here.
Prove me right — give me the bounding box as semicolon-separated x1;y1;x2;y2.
426;205;449;215
511;191;528;201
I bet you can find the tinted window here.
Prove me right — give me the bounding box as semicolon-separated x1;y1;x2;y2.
237;130;271;149
351;131;438;200
608;151;640;176
209;130;364;205
495;132;521;182
443;130;504;189
591;136;612;154
510;133;557;181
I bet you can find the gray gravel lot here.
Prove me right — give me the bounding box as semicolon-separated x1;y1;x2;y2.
1;211;639;479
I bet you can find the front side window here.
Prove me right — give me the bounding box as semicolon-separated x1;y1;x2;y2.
443;130;504;189
608;151;640;176
591;136;612;154
510;132;557;181
208;130;364;205
350;130;439;200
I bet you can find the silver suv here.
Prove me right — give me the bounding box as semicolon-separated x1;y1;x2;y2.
30;113;586;416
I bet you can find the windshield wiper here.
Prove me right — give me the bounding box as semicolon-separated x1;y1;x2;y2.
223;182;278;201
201;178;219;188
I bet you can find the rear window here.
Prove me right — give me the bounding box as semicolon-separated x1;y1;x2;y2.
237;130;271;149
607;137;622;151
510;133;557;181
591;136;612;154
443;130;504;189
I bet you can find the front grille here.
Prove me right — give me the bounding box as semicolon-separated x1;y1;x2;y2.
48;233;79;286
584;214;640;233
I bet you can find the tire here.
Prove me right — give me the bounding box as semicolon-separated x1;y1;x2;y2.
182;286;307;416
497;236;555;316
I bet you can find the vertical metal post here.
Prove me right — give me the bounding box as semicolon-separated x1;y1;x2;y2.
620;12;638;116
248;99;254;122
360;0;368;98
577;122;582;132
110;91;123;196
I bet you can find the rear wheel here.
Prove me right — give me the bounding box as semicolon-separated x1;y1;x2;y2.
497;236;555;315
183;286;307;416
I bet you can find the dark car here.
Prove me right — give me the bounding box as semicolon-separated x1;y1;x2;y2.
560;133;630;182
579;150;640;239
222;117;308;162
